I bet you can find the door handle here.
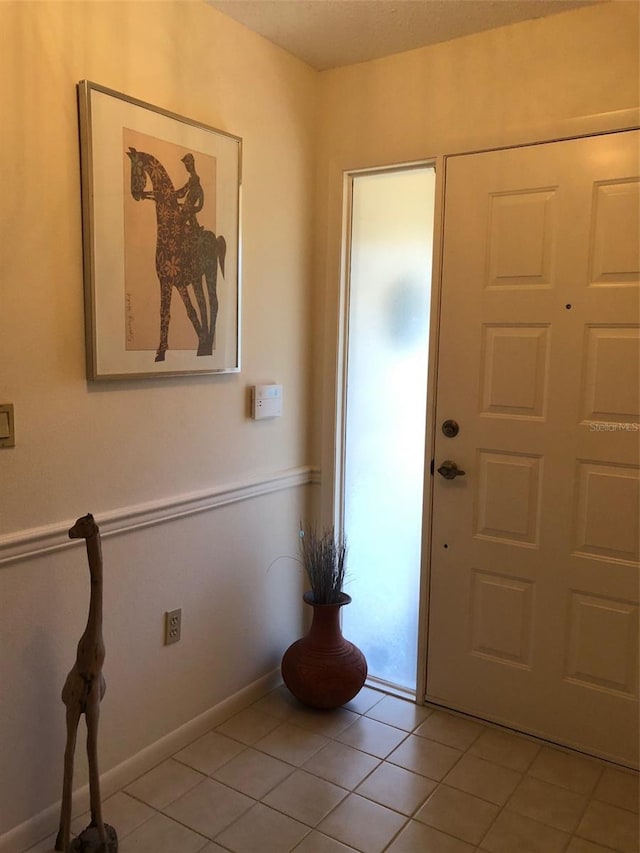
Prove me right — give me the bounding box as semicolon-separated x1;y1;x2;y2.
437;460;466;480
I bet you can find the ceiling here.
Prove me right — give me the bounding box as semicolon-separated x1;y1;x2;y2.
205;0;606;71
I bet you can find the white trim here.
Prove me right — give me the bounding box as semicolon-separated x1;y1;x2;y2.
336;162;438;692
443;107;640;159
366;675;416;702
329;107;640;719
309;465;321;486
333;171;354;533
0;467;313;568
0;670;283;853
415;153;447;703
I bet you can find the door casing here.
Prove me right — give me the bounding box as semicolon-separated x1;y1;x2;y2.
332;109;640;720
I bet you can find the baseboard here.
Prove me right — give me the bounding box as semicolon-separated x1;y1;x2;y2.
0;669;283;853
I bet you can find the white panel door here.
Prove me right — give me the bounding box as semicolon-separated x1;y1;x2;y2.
427;130;640;767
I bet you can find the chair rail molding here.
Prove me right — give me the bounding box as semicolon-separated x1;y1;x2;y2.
1;466;317;568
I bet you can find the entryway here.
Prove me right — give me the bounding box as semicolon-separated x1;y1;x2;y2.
338;129;640;768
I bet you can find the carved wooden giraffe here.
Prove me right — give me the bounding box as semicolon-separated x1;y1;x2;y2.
55;514;117;852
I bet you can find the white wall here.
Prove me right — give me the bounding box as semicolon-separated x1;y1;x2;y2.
0;1;317;843
312;1;640;517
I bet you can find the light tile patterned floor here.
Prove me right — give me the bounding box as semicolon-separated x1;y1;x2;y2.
27;686;639;853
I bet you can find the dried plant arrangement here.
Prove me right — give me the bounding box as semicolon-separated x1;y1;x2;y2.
299;524;348;605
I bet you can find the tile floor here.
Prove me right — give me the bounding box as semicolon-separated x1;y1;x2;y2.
27;685;639;853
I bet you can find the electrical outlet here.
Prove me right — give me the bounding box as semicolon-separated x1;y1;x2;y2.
164;609;182;645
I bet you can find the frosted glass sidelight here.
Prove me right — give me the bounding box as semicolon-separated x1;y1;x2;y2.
342;167;435;691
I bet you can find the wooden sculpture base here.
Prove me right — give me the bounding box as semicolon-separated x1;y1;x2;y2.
69;824;118;852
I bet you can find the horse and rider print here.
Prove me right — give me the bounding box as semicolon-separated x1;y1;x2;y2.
125;138;226;363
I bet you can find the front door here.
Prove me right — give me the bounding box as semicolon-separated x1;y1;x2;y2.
427;130;640;767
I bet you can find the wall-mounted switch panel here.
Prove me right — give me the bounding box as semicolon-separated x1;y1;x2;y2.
252;384;283;419
0;404;15;448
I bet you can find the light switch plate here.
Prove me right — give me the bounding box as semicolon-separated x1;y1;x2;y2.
0;404;14;447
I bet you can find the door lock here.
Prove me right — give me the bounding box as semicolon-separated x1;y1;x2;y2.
437;460;466;480
442;419;459;438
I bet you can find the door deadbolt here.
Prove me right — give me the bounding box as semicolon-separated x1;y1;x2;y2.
437;460;466;480
442;419;459;438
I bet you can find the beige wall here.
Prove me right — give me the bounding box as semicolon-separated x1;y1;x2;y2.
1;0;317;533
0;1;316;842
313;1;640;517
0;0;638;845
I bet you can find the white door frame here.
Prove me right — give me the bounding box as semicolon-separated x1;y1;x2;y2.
335;160;437;698
332;107;640;704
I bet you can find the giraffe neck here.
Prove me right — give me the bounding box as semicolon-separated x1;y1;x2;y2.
84;533;103;638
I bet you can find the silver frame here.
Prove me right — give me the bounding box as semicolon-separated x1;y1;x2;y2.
78;80;242;380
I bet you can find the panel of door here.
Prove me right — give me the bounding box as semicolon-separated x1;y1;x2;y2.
427;129;640;767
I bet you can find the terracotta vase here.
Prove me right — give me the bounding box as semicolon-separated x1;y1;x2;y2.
281;591;367;709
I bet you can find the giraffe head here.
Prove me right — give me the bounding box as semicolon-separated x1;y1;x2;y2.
68;513;99;541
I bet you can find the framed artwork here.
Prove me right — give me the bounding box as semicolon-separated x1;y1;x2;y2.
77;80;242;379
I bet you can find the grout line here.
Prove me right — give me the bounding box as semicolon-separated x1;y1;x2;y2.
57;686;637;853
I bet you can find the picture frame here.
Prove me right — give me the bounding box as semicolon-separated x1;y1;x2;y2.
77;80;242;379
